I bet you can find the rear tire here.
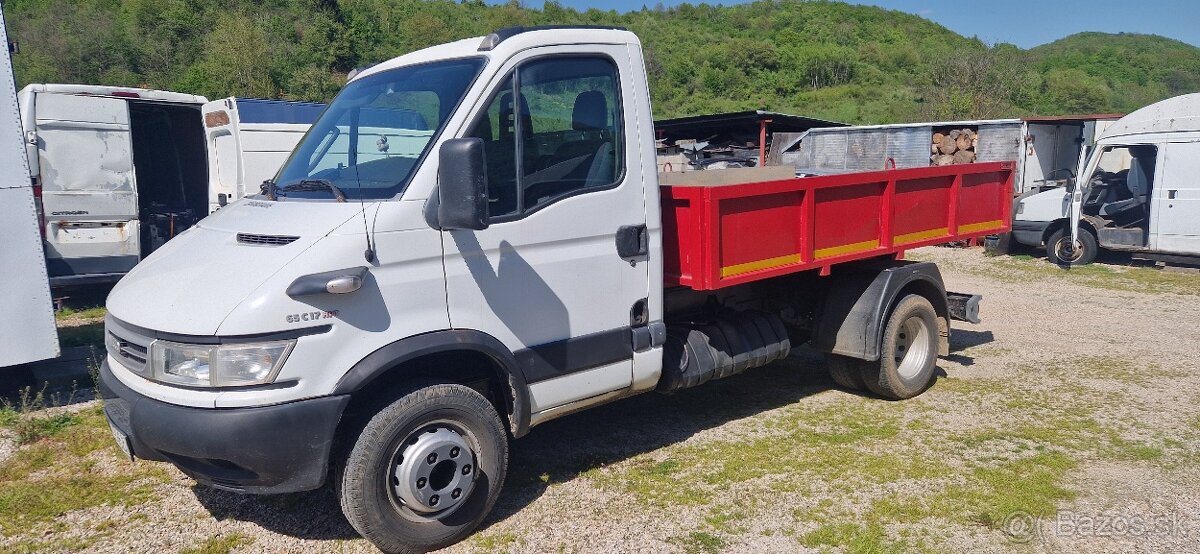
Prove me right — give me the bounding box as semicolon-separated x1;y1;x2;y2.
1046;227;1098;266
861;295;939;400
826;354;867;391
339;384;508;554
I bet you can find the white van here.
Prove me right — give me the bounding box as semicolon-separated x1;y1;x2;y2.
1013;94;1200;265
202;97;325;211
20;84;210;286
19;87;324;286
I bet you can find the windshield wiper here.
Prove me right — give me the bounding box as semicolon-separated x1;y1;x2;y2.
279;179;348;203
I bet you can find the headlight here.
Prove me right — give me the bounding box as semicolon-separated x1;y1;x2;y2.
148;340;295;387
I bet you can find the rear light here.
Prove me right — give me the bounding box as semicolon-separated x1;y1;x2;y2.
110;91;140;99
32;180;46;239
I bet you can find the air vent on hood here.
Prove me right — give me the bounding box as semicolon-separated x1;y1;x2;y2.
237;233;299;246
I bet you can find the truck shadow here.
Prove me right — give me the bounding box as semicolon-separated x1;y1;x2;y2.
187;347;960;541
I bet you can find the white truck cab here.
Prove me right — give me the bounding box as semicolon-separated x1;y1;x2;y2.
100;27;987;553
1012;93;1200;265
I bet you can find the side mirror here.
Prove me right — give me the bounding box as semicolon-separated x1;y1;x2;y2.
437;138;489;231
1065;179;1076;194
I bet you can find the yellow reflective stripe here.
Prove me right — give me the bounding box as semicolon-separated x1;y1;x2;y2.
894;227;948;245
813;239;880;259
958;220;1004;234
721;253;803;278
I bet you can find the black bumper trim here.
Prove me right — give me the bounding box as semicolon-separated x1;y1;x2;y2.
100;360;349;494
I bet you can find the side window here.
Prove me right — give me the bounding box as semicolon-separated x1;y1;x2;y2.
464;56;623;220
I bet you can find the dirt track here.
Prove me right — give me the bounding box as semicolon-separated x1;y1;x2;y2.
3;246;1199;553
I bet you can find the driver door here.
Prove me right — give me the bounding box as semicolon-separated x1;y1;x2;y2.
442;46;650;415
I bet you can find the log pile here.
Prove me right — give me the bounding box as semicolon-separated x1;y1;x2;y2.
930;128;978;166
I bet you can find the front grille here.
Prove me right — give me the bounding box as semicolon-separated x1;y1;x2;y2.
237;233;299;246
108;331;148;373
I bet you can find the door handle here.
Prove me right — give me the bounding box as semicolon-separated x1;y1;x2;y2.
1168;189;1178;200
616;224;648;259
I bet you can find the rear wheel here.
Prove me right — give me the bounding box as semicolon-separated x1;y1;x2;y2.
861;295;939;400
826;354;867;391
1046;227;1098;266
339;384;508;554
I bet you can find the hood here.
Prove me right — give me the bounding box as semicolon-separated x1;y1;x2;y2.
107;199;368;335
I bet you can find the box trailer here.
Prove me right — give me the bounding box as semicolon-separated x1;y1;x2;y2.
98;27;1012;553
0;5;59;368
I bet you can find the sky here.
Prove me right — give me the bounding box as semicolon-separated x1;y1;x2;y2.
495;0;1200;49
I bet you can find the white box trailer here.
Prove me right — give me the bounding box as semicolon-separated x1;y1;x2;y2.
18;88;323;286
776;116;1118;195
1;6;59;367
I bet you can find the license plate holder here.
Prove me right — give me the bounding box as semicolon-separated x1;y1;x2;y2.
108;419;134;462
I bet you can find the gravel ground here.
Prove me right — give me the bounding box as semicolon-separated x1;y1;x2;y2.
3;246;1199;553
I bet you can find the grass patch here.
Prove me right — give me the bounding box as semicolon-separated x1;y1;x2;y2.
671;530;725;554
973;254;1200;296
0;404;171;536
1;386;88;444
179;533;253;554
55;305;107;321
801;522;893;553
471;530;520;551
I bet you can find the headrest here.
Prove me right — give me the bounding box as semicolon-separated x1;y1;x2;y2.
572;91;608;131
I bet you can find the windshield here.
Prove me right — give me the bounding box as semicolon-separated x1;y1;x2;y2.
273;57;484;200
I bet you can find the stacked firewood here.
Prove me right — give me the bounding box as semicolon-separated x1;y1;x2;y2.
930;128;977;166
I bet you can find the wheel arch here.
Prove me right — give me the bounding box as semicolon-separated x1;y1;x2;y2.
1042;217;1099;244
812;260;950;362
332;329;532;439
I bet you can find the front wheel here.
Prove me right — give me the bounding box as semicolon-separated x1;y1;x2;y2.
1046;227;1098;267
861;294;940;400
339;384;509;554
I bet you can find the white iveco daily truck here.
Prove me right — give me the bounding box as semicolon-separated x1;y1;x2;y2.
100;27;1004;553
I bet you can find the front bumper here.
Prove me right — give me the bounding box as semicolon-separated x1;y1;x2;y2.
99;359;350;494
1011;220;1050;247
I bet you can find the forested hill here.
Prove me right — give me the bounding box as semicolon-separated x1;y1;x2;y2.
6;0;1200;124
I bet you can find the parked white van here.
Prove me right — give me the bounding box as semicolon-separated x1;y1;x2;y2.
1012;93;1200;266
19;86;324;286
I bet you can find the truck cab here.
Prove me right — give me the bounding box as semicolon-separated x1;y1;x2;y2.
1012;93;1200;266
100;27;998;553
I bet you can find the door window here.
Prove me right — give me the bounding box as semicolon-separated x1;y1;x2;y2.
467;56;624;220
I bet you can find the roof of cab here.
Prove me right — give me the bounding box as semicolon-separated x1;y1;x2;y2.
351;26;641;83
19;84;207;104
1100;93;1200;140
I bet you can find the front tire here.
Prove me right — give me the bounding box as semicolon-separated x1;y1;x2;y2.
339;384;509;554
861;295;939;400
1046;227;1098;266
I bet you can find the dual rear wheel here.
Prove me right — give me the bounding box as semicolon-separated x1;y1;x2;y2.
826;294;940;400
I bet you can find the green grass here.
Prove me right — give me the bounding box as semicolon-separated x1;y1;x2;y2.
55;305;107;321
0;404;171;536
471;530;521;552
671;531;726;554
976;254;1200;296
179;533;253;554
801;522;894;554
1;386;87;444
